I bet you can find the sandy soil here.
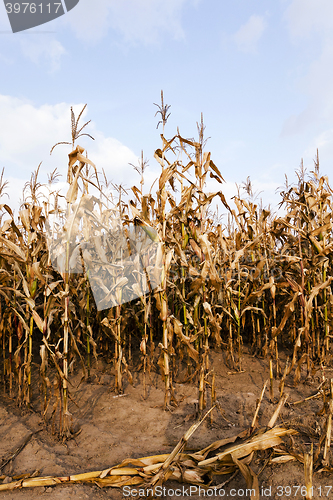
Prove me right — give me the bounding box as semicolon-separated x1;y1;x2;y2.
1;347;333;500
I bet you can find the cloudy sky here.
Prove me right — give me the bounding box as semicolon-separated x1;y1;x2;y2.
0;0;332;215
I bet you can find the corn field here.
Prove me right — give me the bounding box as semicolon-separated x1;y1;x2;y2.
1;95;333;447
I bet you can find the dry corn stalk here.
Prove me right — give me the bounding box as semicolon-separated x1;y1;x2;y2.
1;101;333;443
0;405;296;493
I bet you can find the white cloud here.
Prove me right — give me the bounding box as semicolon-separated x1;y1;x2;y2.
0;7;65;71
62;0;110;42
282;0;333;134
0;52;14;65
1;177;25;214
108;0;187;45
1;0;197;69
85;132;139;187
303;128;333;166
280;107;313;136
233;14;267;54
0;96;69;172
64;0;198;44
285;0;333;42
0;96;139;212
204;175;280;215
0;5;11;30
20;37;66;73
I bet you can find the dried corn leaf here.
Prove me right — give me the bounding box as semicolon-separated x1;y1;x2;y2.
0;235;26;261
232;457;259;500
198;427;296;466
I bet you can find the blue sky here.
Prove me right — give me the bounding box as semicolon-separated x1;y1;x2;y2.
0;0;333;214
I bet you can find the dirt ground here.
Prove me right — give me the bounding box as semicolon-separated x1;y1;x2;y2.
1;347;333;500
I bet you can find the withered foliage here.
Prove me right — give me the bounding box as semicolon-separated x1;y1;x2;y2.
0;101;333;493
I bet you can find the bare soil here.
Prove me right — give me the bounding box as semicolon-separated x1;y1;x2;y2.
1;347;333;499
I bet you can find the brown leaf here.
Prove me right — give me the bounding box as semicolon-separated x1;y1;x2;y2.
0;236;26;261
232;457;259;500
198;427;296;466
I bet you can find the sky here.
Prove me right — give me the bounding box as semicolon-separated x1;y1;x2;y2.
0;0;333;217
